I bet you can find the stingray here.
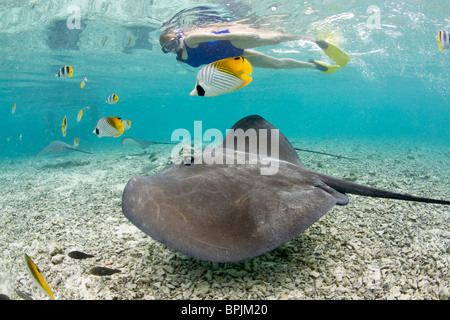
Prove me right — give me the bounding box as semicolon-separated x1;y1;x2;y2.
121;136;175;148
122;115;450;263
123;136;352;160
36;141;92;157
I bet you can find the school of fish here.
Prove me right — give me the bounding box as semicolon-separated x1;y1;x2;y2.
44;66;126;148
7;53;254;299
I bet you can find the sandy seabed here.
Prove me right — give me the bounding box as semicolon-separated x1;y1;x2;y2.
0;137;449;300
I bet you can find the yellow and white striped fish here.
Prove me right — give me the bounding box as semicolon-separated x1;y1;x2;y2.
12;103;16;115
80;77;88;88
74;137;79;147
93;117;131;138
190;56;253;97
24;253;54;300
55;66;73;78
106;94;119;104
77;109;83;122
62;116;67;137
437;29;450;50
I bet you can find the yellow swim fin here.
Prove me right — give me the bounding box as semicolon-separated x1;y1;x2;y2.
310;60;340;75
315;40;350;68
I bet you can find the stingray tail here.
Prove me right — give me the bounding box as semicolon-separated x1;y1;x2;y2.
320;174;450;205
74;149;93;155
294;148;357;160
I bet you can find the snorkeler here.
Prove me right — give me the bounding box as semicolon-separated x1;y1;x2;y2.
160;23;350;74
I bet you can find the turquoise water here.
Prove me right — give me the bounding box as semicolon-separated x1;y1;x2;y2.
1;1;450;301
1;1;449;159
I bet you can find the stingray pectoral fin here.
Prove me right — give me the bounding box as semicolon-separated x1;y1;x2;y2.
122;173;347;263
273;183;348;248
314;182;349;205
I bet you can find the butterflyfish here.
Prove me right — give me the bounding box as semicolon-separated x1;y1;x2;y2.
77;109;83;122
12;103;16;115
19;133;22;141
23;253;54;300
190;56;253;97
437;29;450;50
80;77;88;88
106;94;119;104
74;137;79;147
55;66;73;78
123;120;132;131
93;117;131;138
62;116;67;137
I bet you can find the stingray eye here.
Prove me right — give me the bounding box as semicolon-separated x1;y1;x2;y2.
183;156;195;166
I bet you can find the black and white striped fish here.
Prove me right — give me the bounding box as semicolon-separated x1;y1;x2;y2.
62;116;67;137
106;94;119;104
55;66;73;78
93;117;131;138
438;29;449;50
190;57;253;97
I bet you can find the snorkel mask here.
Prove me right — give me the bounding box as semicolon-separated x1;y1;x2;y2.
161;28;185;55
161;38;180;54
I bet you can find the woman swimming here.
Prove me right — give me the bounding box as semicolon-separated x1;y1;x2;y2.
160;22;350;74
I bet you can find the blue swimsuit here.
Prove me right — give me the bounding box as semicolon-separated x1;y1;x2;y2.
176;30;244;67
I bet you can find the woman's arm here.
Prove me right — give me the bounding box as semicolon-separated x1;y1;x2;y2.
185;28;299;49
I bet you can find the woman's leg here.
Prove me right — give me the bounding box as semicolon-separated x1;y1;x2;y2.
243;49;315;69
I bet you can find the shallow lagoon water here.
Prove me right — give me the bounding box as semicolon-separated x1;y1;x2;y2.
0;1;449;300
